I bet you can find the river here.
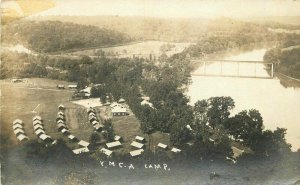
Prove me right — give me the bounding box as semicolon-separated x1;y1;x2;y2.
187;49;300;151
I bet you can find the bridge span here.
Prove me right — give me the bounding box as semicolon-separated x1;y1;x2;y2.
190;59;280;79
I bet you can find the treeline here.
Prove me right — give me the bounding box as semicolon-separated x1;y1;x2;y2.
2;20;132;53
264;34;300;79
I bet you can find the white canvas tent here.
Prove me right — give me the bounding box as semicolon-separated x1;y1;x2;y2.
78;140;90;147
13;119;23;125
106;141;122;149
130;149;144;157
131;141;144;149
100;148;113;156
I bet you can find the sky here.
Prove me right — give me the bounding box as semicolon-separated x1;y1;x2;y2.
2;0;300;18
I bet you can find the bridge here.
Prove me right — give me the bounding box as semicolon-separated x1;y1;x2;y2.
190;59;280;79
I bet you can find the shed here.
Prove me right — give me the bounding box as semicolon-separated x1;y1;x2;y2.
118;98;125;103
56;115;65;121
111;106;127;116
88;112;96;117
61;128;70;135
39;134;51;141
35;129;45;136
78;140;90;147
13;128;25;135
94;124;103;131
13;124;23;130
92;120;99;126
13;119;23;125
32;116;42;121
87;108;95;114
135;136;145;142
33;119;42;126
100;148;113;156
68;84;77;89
131;141;144;149
17;134;29;141
114;135;121;141
58;104;65;110
106;141;122;149
130;149;144;157
68;135;78;142
157;143;168;149
57;120;64;124
73;147;89;154
171;147;181;153
57;84;65;89
57;123;66;130
33;124;43;131
57;111;64;116
89;116;97;122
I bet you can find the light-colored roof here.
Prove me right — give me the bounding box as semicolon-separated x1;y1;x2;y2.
13;119;22;125
33;124;43;130
57;115;64;119
186;125;193;131
39;134;51;140
111;106;127;113
141;100;153;107
58;104;65;108
35;129;45;135
157;143;168;149
68;135;76;140
89;112;96;116
106;141;122;149
142;96;150;101
92;120;99;125
57;123;66;128
61;128;69;133
13;124;23;130
110;102;120;108
118;98;125;103
68;84;77;88
73;147;89;154
171;147;181;153
57;120;64;124
94;124;103;130
131;141;144;149
78;140;90;147
100;148;113;156
135;136;145;141
17;134;29;141
130;149;144;157
87;108;95;113
80;87;91;94
32;116;42;121
57;111;64;116
33;120;42;126
89;116;97;121
114;135;121;141
13;128;24;135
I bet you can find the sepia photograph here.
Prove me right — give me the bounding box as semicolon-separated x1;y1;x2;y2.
1;0;300;184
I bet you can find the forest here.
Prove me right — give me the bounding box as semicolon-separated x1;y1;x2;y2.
2;20;132;53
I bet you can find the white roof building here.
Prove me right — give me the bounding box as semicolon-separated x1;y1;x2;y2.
131;141;144;149
13;119;23;125
130;149;144;157
58;104;65;109
57;120;64;124
13;124;23;130
135;136;145;142
100;148;113;156
68;84;77;89
92;120;99;125
57;123;66;129
114;135;121;141
35;129;45;136
94;124;103;131
32;116;42;121
171;147;181;153
118;98;125;103
14;128;25;135
61;128;70;134
57;111;64;116
106;141;122;149
68;135;76;140
157;143;168;149
33;120;42;126
73;147;89;154
141;100;153;108
39;134;51;140
78;140;90;147
33;124;43;131
17;134;29;141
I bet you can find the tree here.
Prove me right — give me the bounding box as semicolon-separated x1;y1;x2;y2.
207;97;235;129
103;119;115;142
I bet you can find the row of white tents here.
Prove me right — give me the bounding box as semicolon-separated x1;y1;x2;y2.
12;119;29;142
32;116;55;144
87;108;104;131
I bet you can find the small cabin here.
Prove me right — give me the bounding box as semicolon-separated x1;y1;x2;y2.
157;143;168;150
130;149;144;157
57;84;65;89
130;141;144;149
111;106;127;116
106;141;122;149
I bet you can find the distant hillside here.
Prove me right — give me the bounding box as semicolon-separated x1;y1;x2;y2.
241;16;300;28
29;16;268;42
2;20;132;53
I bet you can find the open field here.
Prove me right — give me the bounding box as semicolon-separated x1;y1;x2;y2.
1;78;170;154
0;78;92;149
68;41;193;58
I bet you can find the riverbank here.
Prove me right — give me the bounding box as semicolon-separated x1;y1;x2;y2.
275;72;300;88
